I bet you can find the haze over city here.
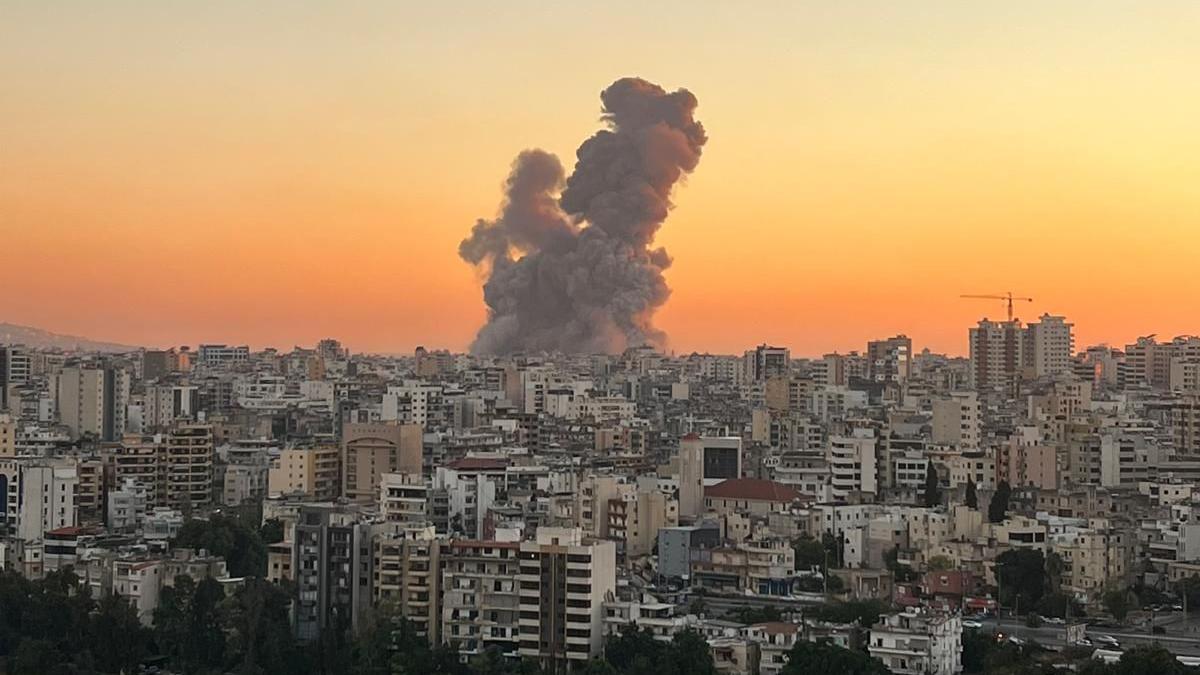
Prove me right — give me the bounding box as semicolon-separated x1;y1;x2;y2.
5;2;1200;355
9;5;1200;675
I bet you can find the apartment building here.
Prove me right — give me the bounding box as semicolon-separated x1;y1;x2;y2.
165;425;215;512
442;540;522;660
516;528;616;671
342;422;423;503
869;609;962;675
268;445;341;501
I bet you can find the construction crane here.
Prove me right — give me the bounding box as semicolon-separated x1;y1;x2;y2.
961;292;1033;322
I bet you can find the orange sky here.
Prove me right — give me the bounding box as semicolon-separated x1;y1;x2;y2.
3;2;1200;356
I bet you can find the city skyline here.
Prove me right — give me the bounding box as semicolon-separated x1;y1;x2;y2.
5;2;1200;354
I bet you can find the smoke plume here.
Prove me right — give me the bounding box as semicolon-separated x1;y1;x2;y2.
459;77;706;355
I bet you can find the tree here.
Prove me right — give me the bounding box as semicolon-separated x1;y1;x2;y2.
989;480;1012;523
603;627;716;675
995;549;1046;611
792;534;826;572
224;578;306;675
90;593;152;675
923;464;942;507
1103;588;1133;623
260;518;285;545
809;600;889;628
153;575;227;674
779;640;890;675
726;605;781;624
173;513;268;577
965;478;978;509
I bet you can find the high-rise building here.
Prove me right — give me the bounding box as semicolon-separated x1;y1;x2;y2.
1025;314;1074;378
677;434;706;519
341;422;423;503
0;346;32;412
57;364;130;441
0;413;14;458
516;527;617;671
0;460;79;542
442;539;522;660
867;335;913;383
968;319;1024;393
292;503;381;640
165;424;215;512
744;345;790;382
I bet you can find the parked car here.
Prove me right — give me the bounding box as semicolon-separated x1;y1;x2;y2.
963;620;983;629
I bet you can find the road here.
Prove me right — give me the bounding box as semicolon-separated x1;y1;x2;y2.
978;617;1200;657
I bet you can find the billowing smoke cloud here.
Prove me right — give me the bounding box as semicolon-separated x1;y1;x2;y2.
460;77;706;354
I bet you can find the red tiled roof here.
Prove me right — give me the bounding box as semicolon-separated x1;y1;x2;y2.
447;457;509;471
46;526;87;537
704;478;800;503
681;433;701;441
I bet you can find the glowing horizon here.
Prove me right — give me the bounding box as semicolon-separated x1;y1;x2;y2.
3;2;1199;357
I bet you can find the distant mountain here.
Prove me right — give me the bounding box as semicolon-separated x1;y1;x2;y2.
0;323;140;353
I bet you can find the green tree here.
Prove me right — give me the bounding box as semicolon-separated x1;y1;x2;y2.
779;640;891;675
260;518;285;545
1103;588;1133;623
809;600;889;628
792;534;826;572
153;575;227;674
90;592;152;675
989;481;1012;523
173;513;268;577
965;478;978;508
224;578;305;675
996;549;1046;611
923;464;942;507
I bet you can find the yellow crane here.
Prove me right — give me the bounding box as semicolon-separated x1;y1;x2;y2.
961;292;1033;322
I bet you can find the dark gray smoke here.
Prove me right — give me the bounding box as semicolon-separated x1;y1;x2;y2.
460;77;706;355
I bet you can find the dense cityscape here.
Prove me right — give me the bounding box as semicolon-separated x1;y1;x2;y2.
4;313;1200;674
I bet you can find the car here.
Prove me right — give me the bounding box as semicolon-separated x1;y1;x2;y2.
1075;637;1094;647
1043;616;1065;625
963;620;983;629
1007;636;1028;646
1094;635;1120;648
1173;605;1185;611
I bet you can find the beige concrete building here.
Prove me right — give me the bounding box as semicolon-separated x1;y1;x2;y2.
268;445;340;500
516;528;616;670
442;540;521;660
372;529;446;642
342;422;422;503
165;424;215;512
0;413;14;457
931;392;980;449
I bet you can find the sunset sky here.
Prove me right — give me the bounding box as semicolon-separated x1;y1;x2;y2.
3;2;1200;356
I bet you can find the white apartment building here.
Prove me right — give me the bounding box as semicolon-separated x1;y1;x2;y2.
0;460;79;543
380;472;430;526
1026;314;1075;378
869;609;962;675
828;430;878;499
